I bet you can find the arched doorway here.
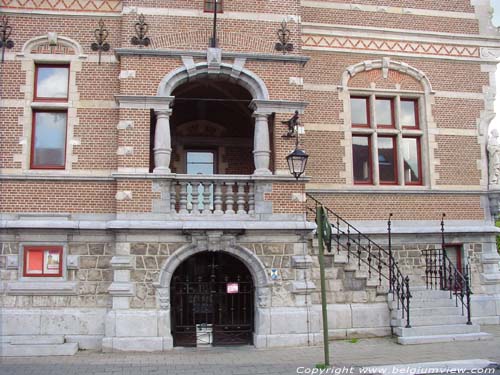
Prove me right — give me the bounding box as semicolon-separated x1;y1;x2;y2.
169;78;255;175
170;251;254;347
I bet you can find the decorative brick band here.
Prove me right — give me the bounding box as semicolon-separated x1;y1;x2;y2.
1;0;122;12
302;35;480;58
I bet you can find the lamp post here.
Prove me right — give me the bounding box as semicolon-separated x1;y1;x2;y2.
286;117;308;180
285;114;332;368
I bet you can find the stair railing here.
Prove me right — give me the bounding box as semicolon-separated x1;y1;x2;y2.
423;214;472;324
306;194;411;328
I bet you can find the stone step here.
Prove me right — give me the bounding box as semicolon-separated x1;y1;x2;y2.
394;323;480;337
409;289;451;299
391;314;468;327
0;343;78;357
376;285;389;295
333;253;348;264
388;297;457;309
391;306;462;317
397;332;492;345
10;335;65;345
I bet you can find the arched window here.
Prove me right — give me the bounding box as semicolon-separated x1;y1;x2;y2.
341;58;434;187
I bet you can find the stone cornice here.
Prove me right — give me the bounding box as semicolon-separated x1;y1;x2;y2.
114;48;310;65
250;99;308;115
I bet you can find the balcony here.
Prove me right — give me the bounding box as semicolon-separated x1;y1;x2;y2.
170;175;255;216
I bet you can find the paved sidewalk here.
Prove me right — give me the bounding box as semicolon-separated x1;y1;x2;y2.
1;326;499;375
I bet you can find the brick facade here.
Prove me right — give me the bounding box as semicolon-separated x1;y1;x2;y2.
1;0;499;353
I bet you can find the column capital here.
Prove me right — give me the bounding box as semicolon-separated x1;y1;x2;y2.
115;95;175;111
155;108;173;117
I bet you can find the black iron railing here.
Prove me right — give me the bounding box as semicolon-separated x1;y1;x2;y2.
424;214;472;324
306;194;411;328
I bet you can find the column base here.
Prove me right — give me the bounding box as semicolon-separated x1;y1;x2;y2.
153;167;172;175
253;169;272;176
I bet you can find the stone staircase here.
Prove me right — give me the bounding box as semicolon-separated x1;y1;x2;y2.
332;251;390;298
0;335;78;356
390;288;492;345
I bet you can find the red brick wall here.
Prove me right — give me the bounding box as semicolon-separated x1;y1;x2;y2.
0;108;23;169
116;180;159;212
309;193;485;221
435;135;482;185
0;181;116;213
304;52;488;93
74;109;118;170
310;0;474;12
302;8;479;35
265;182;306;214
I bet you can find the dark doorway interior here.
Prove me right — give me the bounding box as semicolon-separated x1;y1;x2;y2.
170;251;254;347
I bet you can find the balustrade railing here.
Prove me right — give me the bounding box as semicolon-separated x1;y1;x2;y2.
424;214;472;324
306;194;412;328
170;176;255;215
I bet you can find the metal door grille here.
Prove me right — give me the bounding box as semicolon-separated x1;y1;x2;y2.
171;252;254;347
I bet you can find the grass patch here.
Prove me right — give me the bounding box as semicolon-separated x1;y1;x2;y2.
348;338;359;343
315;364;328;369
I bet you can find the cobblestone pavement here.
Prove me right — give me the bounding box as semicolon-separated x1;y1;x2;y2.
1;326;499;375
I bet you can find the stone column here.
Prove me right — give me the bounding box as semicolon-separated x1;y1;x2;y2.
252;113;272;175
154;109;172;174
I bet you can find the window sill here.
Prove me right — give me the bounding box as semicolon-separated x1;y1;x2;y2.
31;102;69;110
6;281;77;296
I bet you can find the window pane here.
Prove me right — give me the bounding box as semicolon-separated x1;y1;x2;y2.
401;100;417;128
378;137;396;183
402;137;421;184
376;99;393;127
187;152;214;164
36;66;69;99
351;98;368;126
33;112;67;167
26;250;43;274
352;136;371;183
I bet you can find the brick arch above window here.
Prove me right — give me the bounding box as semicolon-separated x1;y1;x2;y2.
341;57;433;94
20;34;87;60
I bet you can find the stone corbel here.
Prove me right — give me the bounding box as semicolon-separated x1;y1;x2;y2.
66;255;80;270
6;255;19;269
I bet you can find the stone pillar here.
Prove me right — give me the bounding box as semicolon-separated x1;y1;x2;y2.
252;113;272;175
154;109;172;174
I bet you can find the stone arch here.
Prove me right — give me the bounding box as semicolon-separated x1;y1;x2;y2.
341;58;433;94
158;243;270;291
157;62;269;100
20;34;86;59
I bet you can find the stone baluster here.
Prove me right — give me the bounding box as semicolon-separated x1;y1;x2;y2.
170;182;177;213
153;109;172;174
225;181;235;214
248;183;255;215
191;181;200;214
236;182;246;214
202;181;212;214
213;182;223;215
179;181;188;214
252;113;271;175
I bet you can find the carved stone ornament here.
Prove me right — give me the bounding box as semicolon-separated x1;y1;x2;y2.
488;129;500;185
